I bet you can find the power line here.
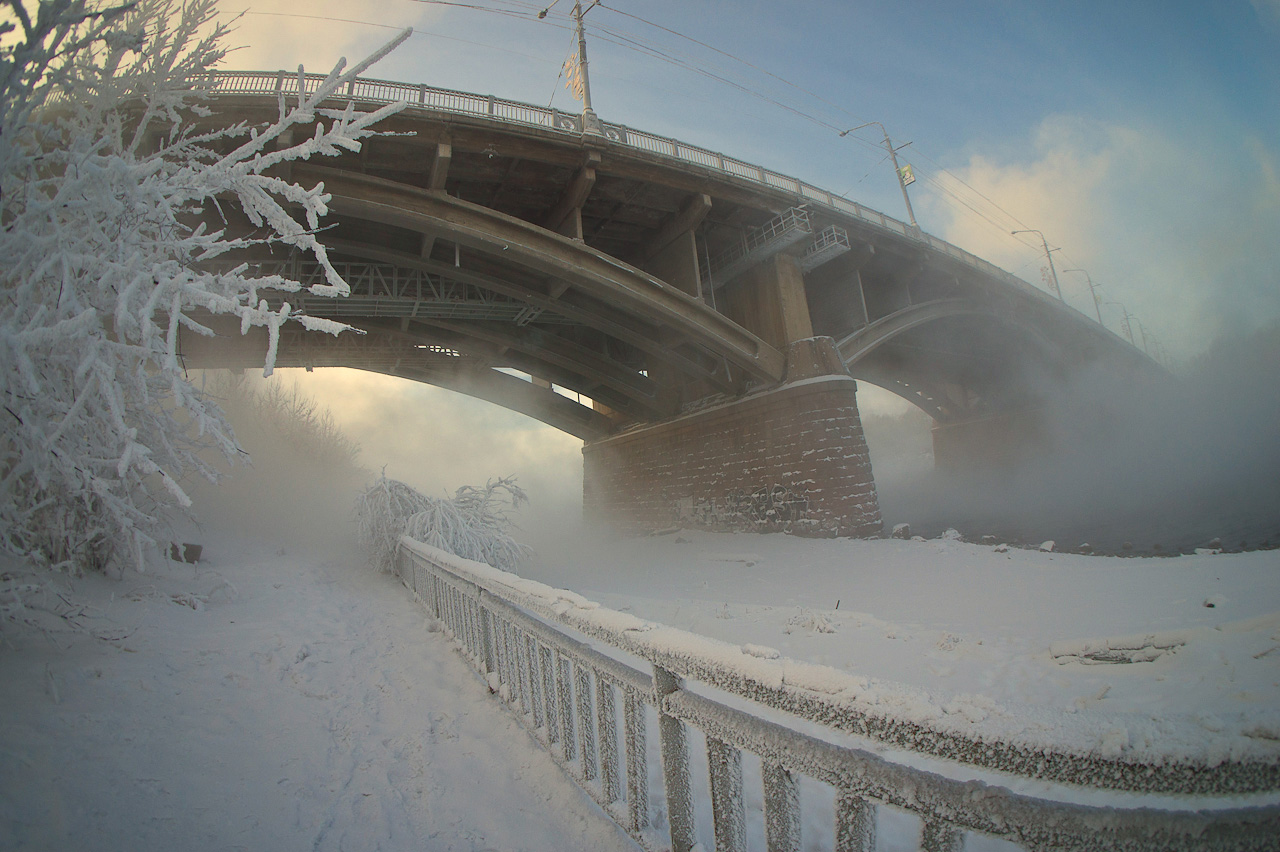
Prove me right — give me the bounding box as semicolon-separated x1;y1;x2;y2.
248;1;1078;294
242;11;559;64
594;1;873;129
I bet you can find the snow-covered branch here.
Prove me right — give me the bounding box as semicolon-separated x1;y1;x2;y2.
0;0;410;572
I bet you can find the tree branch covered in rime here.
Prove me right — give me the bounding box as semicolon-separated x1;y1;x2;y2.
0;0;410;573
357;476;532;573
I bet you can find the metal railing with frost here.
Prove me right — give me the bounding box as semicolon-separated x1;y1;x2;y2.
207;71;1062;310
394;538;1280;852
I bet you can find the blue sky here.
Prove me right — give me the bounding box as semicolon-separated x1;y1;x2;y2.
222;0;1279;358
211;0;1279;509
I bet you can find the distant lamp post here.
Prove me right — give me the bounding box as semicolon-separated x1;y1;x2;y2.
840;122;918;229
1106;300;1137;347
1135;320;1151;356
1011;229;1063;302
1064;268;1103;324
542;0;603;135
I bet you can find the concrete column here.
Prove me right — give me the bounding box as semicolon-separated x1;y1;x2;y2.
718;253;814;350
583;338;881;538
642;230;703;297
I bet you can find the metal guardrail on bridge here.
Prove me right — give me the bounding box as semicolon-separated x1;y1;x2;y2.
395;538;1280;852
206;70;1064;311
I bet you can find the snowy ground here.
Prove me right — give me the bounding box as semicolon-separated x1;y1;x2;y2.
4;524;1279;851
0;534;636;852
524;529;1280;759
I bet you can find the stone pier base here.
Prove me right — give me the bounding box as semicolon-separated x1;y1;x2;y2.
582;338;881;538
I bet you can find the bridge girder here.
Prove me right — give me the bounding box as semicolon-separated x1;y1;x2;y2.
294;165;786;385
185;83;1159;444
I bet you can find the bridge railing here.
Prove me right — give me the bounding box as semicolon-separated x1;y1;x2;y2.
207;70;1070;313
395;538;1280;852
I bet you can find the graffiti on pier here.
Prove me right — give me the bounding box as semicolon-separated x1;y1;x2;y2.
674;484;811;533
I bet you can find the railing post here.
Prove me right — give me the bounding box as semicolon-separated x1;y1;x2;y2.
576;665;598;781
655;665;695;852
501;622;520;704
478;595;496;678
527;637;545;729
541;645;559;744
426;571;440;619
763;761;800;852
624;690;649;832
597;677;621;804
558;653;577;761
835;792;876;852
487;94;496;116
707;737;745;852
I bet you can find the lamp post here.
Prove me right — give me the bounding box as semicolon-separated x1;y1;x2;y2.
542;0;603;135
1011;229;1063;302
1064;268;1103;324
1135;320;1151;356
1106;300;1136;347
840;122;918;229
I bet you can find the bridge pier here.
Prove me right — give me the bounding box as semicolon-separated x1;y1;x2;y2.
582;338;882;538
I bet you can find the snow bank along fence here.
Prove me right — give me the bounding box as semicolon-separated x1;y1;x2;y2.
394;539;1280;852
208;71;1066;310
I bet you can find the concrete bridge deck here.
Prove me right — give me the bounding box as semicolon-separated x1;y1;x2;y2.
182;71;1161;537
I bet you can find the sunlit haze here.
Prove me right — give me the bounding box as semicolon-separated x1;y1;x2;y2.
207;0;1278;534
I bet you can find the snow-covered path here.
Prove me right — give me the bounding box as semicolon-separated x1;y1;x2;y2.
0;537;637;852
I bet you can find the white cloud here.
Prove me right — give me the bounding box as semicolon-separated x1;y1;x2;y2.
212;0;435;73
921;115;1280;361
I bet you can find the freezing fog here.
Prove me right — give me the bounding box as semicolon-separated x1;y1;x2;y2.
4;322;1280;851
869;320;1280;553
208;318;1280;558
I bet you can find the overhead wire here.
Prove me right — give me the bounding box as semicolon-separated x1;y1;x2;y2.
250;1;1087;307
575;4;1050;256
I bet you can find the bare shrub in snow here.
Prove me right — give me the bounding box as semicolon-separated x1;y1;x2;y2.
209;373;360;473
356;476;532;572
0;0;409;572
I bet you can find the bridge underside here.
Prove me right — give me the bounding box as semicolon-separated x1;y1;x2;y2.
182;92;1159;536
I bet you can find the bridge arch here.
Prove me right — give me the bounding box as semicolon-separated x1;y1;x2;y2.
182;73;1159;535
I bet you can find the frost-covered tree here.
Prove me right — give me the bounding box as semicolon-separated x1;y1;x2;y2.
357;476;532;572
0;0;409;572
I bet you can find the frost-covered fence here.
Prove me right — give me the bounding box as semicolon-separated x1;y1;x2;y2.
395;539;1280;852
206;71;1066;311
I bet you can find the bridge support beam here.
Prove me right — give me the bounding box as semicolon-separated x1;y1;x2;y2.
582;338;882;538
719;253;814;351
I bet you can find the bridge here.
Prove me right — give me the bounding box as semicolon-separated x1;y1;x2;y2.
182;72;1158;538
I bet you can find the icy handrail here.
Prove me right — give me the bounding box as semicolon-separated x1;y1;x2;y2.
397;537;1279;797
205;70;1062;309
395;539;1280;852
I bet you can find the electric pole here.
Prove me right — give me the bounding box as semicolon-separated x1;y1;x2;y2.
1011;229;1063;302
840;122;918;230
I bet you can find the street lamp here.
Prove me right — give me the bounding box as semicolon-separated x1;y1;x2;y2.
1063;268;1103;324
1135;320;1151;356
840;122;918;229
542;0;603;135
1010;229;1063;302
1105;300;1136;347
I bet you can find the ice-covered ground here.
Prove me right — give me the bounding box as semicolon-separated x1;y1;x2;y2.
524;529;1280;750
3;523;1279;850
0;534;636;852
